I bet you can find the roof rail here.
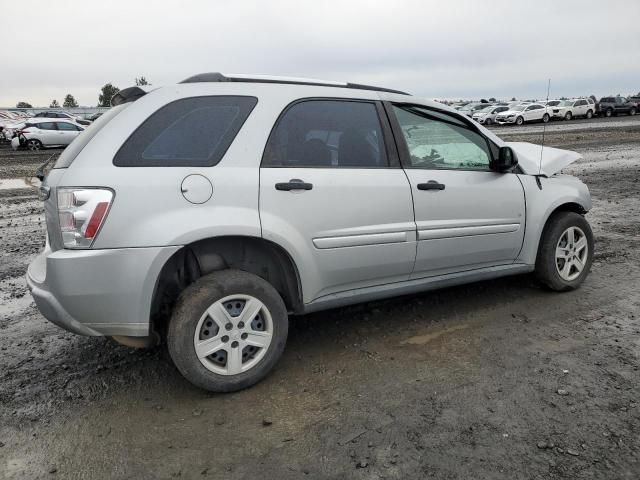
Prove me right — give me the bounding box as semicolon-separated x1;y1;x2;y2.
179;72;410;96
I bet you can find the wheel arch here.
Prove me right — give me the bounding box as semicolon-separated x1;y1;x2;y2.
533;201;588;262
149;235;303;338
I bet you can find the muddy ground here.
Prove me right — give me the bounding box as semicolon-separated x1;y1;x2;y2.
1;116;639;479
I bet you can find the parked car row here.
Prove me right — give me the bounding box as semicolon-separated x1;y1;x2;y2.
454;95;636;126
1;110;88;149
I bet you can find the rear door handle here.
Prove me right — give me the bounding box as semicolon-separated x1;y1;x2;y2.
275;179;313;191
417;181;445;191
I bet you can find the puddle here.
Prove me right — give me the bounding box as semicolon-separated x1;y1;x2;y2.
401;324;469;345
0;178;40;190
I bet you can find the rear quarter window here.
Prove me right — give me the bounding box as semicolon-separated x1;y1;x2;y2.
113;96;257;167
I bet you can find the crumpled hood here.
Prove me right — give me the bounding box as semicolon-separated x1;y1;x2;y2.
506;142;582;177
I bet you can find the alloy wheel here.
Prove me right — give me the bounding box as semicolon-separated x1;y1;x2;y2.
555;226;588;281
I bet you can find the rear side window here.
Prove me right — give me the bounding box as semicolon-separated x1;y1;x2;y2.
57;122;81;131
114;96;257;167
262;100;388;168
37;122;57;130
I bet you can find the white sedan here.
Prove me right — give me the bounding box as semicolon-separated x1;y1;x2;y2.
472;105;510;125
11;120;84;150
495;103;550;125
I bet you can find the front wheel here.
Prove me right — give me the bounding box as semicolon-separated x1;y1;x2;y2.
535;212;594;291
485;118;492;125
586;109;593;119
564;111;573;121
630;107;637;116
27;139;42;151
605;108;613;118
515;116;524;126
167;270;289;392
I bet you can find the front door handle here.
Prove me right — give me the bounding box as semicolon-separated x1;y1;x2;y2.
417;181;445;191
275;179;313;191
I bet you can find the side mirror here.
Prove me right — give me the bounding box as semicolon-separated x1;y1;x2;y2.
495;146;518;172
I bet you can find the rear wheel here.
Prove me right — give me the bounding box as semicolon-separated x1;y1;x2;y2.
515;116;524;126
535;212;594;291
586;109;593;119
27;139;42;151
542;113;550;123
564;111;573;121
167;269;289;392
630;107;637;116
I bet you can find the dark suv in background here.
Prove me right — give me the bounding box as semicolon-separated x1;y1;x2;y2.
597;96;637;117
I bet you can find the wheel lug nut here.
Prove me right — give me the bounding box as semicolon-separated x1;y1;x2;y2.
238;321;245;328
241;333;248;340
222;335;229;343
231;341;239;348
225;323;233;330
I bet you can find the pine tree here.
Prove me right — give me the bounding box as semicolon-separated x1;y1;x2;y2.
63;94;78;108
98;83;120;107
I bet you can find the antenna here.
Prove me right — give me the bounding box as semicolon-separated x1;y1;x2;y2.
539;78;551;175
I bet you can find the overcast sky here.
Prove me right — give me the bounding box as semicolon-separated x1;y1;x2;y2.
2;0;639;107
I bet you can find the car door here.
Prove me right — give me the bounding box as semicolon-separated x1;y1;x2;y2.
616;97;628;113
531;104;545;121
35;122;58;145
523;105;536;121
56;121;82;145
259;99;416;302
386;103;526;278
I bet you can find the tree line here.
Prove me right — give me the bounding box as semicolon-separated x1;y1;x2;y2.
15;76;150;109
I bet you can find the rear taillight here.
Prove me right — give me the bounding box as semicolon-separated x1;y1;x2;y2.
57;188;113;248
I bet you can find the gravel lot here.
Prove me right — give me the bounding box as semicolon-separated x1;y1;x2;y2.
1;116;639;479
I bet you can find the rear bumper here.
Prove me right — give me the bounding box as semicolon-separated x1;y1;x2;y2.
27;243;180;336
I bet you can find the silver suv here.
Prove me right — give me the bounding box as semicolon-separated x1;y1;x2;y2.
27;73;594;392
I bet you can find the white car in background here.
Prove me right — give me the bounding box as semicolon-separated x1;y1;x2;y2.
550;98;595;120
472;105;509;125
457;102;490;117
495;103;550;125
10;119;85;150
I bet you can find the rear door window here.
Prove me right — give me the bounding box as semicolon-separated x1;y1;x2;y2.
114;96;257;167
37;122;57;130
262;100;389;168
57;122;80;131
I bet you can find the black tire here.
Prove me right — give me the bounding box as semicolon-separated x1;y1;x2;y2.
167;269;289;392
605;108;613;118
485;118;492;125
516;116;524;126
586;109;593;119
535;212;594;291
630;107;637;116
542;113;550;123
27;139;42;151
564;111;572;121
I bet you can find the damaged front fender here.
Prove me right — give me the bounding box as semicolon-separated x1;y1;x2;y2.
507;142;582;177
